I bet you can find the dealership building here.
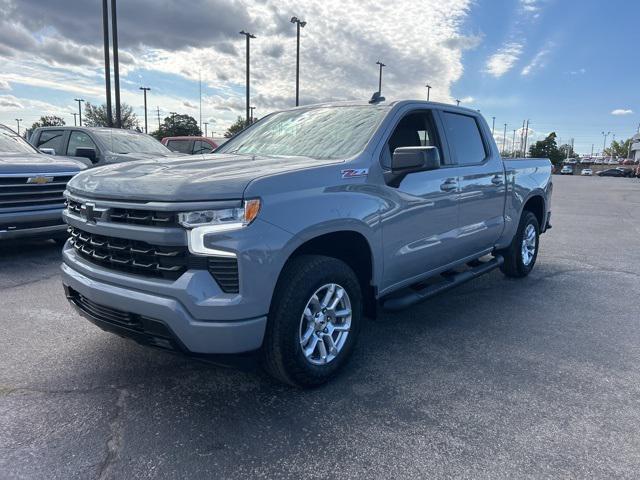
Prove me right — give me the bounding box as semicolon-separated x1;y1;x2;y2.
631;133;640;161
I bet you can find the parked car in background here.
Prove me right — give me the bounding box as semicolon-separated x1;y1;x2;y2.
560;165;573;175
0;124;85;242
581;168;593;176
598;168;630;177
634;165;640;178
30;127;181;167
621;159;635;165
161;136;218;155
61;100;552;386
565;159;578;165
593;158;604;165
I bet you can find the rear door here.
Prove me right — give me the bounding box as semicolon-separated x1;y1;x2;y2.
379;109;461;291
440;111;505;258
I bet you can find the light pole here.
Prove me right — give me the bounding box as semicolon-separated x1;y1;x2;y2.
111;0;122;128
15;118;22;135
502;123;507;154
139;87;151;133
101;0;113;127
492;117;496;135
290;16;306;106
455;99;460;106
512;129;517;158
602;131;611;156
74;98;84;126
375;61;386;94
239;30;256;126
203;122;208;137
250;106;256;124
425;84;431;101
72;112;78;126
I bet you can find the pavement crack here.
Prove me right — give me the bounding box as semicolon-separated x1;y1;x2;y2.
97;388;128;480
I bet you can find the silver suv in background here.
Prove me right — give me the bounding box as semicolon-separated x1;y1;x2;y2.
29;127;181;167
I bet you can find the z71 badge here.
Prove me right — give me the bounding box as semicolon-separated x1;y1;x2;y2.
341;168;369;179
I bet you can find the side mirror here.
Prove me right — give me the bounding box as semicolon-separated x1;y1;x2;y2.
40;148;55;155
385;146;440;187
75;147;97;163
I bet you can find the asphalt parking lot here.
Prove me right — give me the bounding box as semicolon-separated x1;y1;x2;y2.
1;175;639;479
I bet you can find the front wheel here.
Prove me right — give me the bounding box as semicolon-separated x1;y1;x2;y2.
499;211;540;278
262;255;362;387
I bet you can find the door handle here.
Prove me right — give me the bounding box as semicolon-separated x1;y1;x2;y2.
440;179;458;192
491;175;503;185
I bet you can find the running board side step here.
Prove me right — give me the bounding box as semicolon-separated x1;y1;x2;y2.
381;255;504;312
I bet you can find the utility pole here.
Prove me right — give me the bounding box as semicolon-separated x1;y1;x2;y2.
523;119;530;157
203;122;208;137
156;106;161;130
15;118;22;135
492;117;496;135
111;0;122;128
376;61;386;94
72;113;78;126
512;129;517;158
239;30;256;126
602;131;611;156
290;16;306;106
425;84;431;101
74;98;84;126
519;120;525;157
502;123;507;154
139;87;150;133
250;106;256;124
101;0;112;127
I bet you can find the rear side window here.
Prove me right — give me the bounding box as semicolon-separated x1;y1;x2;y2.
192;140;213;154
441;112;486;165
36;130;65;154
166;140;191;154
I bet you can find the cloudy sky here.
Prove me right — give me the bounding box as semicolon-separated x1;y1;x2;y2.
0;0;638;153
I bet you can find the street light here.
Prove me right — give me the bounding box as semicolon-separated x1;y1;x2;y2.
602;131;611;156
425;84;431;101
101;0;113;127
239;30;256;126
455;99;461;106
492;116;496;135
290;16;306;107
250;106;256;124
375;60;386;94
111;0;122;128
72;112;78;126
74;98;85;126
203;122;208;137
139;87;151;133
15;118;22;135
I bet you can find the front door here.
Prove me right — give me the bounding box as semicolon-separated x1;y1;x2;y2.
379;110;460;292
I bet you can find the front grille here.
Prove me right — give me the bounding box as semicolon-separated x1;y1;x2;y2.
68;226;196;280
68;225;240;292
0;175;73;210
66;199;177;227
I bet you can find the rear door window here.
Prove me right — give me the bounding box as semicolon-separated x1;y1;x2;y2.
441;112;487;165
166;140;192;154
36;130;65;154
192;140;213;154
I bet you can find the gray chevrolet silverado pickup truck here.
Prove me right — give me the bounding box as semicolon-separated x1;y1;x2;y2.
61;100;552;386
0;124;85;242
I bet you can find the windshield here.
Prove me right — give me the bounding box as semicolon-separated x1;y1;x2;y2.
0;126;37;153
217;105;389;159
93;129;171;155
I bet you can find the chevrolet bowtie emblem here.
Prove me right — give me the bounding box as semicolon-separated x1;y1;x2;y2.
26;176;54;185
80;202;97;223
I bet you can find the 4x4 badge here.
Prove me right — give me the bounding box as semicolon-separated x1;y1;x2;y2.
341;168;368;179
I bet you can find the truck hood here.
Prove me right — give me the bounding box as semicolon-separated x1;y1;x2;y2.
0;152;85;174
103;151;187;164
67;153;338;201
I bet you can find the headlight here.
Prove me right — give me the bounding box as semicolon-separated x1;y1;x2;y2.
181;199;261;257
178;199;261;229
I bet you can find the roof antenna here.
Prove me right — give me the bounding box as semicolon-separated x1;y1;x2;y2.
369;91;385;104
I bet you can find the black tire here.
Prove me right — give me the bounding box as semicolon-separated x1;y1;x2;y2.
262;255;362;388
499;211;540;278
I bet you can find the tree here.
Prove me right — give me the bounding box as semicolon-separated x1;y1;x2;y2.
529;132;564;167
30;115;65;130
84;102;138;129
604;138;632;159
559;143;578;159
224;116;249;138
151;113;201;139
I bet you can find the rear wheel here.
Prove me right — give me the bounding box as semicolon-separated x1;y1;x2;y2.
499;211;540;278
262;255;362;387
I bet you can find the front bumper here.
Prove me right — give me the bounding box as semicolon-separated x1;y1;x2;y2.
62;261;267;354
0;207;66;240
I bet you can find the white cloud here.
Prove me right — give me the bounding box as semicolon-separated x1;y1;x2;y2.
611;109;633;116
485;42;523;77
521;44;552;76
0;79;10;90
570;68;586;75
